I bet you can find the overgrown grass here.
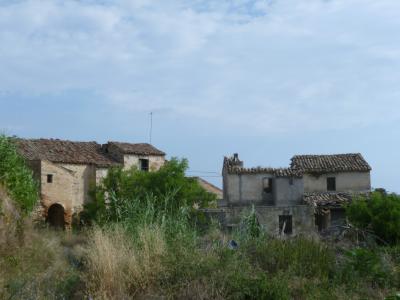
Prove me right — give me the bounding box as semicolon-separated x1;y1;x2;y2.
80;201;400;299
1;139;399;299
0;221;82;299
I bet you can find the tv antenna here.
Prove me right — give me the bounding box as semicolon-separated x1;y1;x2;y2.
149;112;153;144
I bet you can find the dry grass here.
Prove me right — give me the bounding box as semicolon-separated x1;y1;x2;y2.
0;221;80;299
0;185;21;249
84;224;167;299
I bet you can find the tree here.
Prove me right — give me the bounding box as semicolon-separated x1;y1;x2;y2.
346;191;400;245
84;158;216;224
0;135;38;215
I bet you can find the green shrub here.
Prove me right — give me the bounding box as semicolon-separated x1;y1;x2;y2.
0;135;38;214
83;158;216;226
346;192;400;244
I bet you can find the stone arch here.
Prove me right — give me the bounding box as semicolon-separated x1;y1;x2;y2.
46;203;65;229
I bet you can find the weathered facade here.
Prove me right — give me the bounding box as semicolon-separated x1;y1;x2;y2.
15;138;166;228
217;153;372;236
291;153;372;233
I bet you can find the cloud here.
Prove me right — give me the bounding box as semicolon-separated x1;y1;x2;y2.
1;0;400;134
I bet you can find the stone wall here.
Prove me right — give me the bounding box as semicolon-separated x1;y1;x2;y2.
203;205;316;237
303;171;371;193
40;161;96;226
123;154;165;171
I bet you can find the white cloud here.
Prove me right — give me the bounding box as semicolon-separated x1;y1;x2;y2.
1;0;400;134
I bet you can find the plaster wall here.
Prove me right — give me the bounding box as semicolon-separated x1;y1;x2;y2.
95;168;109;185
273;177;304;206
303;172;371;193
224;173;303;206
225;173;273;205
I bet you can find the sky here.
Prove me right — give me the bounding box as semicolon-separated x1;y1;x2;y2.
0;0;400;192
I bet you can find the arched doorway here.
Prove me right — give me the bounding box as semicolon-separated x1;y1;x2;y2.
47;203;65;229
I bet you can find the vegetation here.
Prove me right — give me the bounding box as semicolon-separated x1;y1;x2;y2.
346;191;400;245
1;138;400;299
0;135;38;214
83;157;216;225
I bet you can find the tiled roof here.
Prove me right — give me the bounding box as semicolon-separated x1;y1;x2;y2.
223;155;302;177
107;142;165;156
193;177;223;199
15;139;119;167
291;153;371;173
303;192;353;209
229;167;302;177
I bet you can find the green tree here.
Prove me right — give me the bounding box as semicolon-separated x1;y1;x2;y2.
84;158;216;224
0;135;38;215
346;191;400;245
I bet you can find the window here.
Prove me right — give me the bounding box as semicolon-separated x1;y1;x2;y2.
279;215;293;235
47;174;53;183
327;177;336;191
139;159;149;172
263;177;273;193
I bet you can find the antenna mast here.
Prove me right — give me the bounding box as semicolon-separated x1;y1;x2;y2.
149;112;153;144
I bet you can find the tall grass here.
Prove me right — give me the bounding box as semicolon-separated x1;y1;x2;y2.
0;221;81;299
85;224;166;299
81;197;400;299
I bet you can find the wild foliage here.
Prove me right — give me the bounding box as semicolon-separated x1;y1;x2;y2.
83;157;216;225
346;191;400;245
0;135;38;214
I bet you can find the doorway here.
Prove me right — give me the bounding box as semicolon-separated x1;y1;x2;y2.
47;203;65;229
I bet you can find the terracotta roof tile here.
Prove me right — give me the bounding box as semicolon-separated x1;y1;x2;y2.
15;139;119;167
223;155;302;177
107;142;165;156
291;153;371;173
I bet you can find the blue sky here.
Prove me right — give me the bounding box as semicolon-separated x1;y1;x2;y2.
1;0;400;191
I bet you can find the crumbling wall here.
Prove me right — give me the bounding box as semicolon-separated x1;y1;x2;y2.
202;205;316;237
40;161;96;227
225;205;316;236
123;154;165;171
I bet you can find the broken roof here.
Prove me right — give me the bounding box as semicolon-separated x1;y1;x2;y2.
15;138;119;167
107;142;165;156
291;153;371;173
223;155;302;177
230;167;303;178
303;192;370;214
303;192;353;209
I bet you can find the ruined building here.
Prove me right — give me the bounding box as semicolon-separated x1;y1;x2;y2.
218;153;371;236
15;138;166;228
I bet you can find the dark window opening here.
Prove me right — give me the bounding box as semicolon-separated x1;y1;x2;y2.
279;215;293;235
139;159;149;172
327;177;336;191
263;178;273;193
47;174;53;183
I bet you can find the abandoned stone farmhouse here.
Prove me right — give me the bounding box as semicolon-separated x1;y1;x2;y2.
216;153;372;236
15;138;166;228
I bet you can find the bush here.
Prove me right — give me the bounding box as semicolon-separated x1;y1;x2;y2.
84;158;216;226
346;192;400;245
0;135;38;215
